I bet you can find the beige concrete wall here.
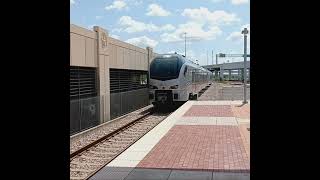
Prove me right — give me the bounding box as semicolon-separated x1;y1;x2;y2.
70;24;97;67
108;37;149;70
93;26;110;123
70;24;158;123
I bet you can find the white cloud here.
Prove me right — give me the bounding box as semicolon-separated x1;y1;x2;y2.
167;50;195;57
161;21;222;42
110;34;120;39
187;50;196;57
125;0;142;6
199;52;209;65
70;0;75;5
226;23;250;42
205;0;249;5
226;24;250;53
167;50;176;54
226;32;242;42
211;0;225;2
231;0;249;5
135;1;143;6
160;24;175;31
185;50;197;61
129;0;143;6
118;16;175;33
182;7;240;25
88;24;96;30
241;23;250;30
105;0;127;10
146;4;171;16
95;16;102;20
111;28;122;33
160;7;237;43
162;50;210;65
118;16;155;32
125;36;158;48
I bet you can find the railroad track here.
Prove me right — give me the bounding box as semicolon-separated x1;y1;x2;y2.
70;105;153;155
70;109;171;180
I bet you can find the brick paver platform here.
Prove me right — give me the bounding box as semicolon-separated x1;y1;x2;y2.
239;124;250;159
231;105;250;119
137;125;250;173
183;105;234;117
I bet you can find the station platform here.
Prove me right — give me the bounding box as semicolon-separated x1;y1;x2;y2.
90;100;250;180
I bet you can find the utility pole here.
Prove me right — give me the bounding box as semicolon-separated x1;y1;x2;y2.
184;32;187;57
212;50;213;65
207;50;209;65
241;28;249;104
216;54;218;65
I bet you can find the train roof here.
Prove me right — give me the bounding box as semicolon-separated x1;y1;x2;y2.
155;53;196;65
154;53;212;74
155;53;183;58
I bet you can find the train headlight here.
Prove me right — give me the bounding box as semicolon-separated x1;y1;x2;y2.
170;85;179;89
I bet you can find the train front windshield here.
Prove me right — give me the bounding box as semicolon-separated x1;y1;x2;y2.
150;56;183;81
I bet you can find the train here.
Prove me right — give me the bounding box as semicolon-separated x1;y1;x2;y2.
149;53;214;106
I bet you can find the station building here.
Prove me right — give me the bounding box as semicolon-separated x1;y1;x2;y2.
70;24;157;134
203;61;250;81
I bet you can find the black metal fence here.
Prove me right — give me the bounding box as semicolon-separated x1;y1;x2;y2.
109;69;149;120
110;88;149;119
110;69;148;93
70;66;98;100
70;96;100;135
70;66;99;135
70;67;150;135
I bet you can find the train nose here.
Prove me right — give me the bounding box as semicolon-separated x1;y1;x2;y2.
159;96;167;103
163;96;167;102
161;98;165;103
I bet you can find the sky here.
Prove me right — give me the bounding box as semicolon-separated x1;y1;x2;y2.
70;0;250;66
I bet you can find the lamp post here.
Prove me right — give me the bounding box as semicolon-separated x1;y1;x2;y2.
207;50;209;65
216;54;218;65
241;28;249;104
212;50;214;65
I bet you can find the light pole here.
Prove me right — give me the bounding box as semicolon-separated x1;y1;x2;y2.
212;50;214;65
216;54;218;65
241;28;249;104
184;32;187;57
207;50;209;65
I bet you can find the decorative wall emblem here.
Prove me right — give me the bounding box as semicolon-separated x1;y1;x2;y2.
88;104;96;115
101;32;107;48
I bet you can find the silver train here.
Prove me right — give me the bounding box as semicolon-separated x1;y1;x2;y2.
149;53;213;106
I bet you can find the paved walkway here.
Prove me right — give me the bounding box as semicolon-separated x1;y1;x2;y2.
90;100;250;180
138;125;249;172
198;82;250;101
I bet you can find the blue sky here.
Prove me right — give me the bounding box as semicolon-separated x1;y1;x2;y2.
70;0;250;65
